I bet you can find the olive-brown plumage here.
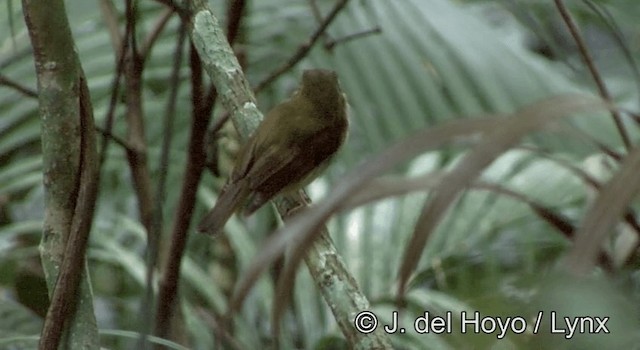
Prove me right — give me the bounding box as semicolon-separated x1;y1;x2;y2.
198;69;348;235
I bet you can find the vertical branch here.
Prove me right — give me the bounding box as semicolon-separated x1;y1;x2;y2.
154;0;247;340
22;0;99;349
140;20;187;350
98;0;130;169
123;0;156;235
154;41;213;341
225;0;245;45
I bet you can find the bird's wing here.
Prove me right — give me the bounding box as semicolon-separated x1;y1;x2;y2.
240;143;303;215
244;143;300;191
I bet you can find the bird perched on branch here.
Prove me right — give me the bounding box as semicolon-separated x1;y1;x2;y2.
198;69;348;235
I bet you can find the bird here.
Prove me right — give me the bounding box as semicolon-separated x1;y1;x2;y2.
198;69;348;235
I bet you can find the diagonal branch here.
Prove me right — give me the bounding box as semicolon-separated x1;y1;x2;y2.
554;0;631;151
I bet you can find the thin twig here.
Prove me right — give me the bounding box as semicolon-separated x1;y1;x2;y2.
122;0;156;234
324;26;381;50
582;0;640;108
94;126;133;152
195;309;245;350
254;0;349;93
554;0;631;150
98;0;133;168
98;0;122;57
308;0;334;44
471;181;613;270
308;0;324;23
140;8;175;61
139;21;187;350
155;42;215;342
209;112;230;135
0;74;37;98
553;3;640;264
152;0;189;18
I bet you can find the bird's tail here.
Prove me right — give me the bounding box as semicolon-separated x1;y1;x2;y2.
197;183;248;235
